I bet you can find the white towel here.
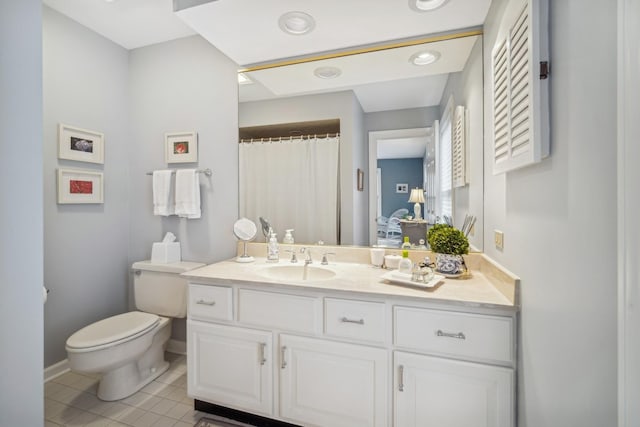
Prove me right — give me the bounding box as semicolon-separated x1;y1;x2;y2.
152;170;174;216
175;169;201;219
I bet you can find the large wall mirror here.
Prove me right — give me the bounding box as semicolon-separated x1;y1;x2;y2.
238;31;484;251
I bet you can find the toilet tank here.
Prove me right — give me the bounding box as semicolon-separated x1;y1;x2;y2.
132;261;205;318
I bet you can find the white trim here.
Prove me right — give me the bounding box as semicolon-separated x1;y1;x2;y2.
44;359;70;383
166;339;187;355
618;0;640;425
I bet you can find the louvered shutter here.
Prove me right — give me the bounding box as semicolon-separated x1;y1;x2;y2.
491;0;549;174
452;105;466;188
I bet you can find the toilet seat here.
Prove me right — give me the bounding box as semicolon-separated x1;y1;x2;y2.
66;311;160;353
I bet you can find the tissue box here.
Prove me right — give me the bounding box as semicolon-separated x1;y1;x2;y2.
151;242;181;263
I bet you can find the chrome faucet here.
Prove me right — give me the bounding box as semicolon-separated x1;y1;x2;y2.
321;252;336;265
300;247;313;264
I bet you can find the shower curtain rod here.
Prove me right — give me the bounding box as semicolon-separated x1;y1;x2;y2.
239;133;340;143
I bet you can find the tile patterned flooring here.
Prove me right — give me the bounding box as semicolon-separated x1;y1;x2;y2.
44;353;241;427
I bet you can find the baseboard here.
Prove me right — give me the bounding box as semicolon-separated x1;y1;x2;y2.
44;359;70;383
167;339;186;355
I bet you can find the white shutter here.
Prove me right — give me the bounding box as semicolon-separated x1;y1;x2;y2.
452;105;466;188
491;0;549;174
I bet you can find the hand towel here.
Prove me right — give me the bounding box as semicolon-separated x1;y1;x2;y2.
175;169;201;219
152;170;175;216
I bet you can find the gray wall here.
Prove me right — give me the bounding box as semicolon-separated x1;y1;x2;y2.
43;7;131;367
483;0;617;425
439;37;484;250
363;106;439;133
0;0;44;424
377;158;423;218
43;18;239;360
128;36;239;340
239;91;365;245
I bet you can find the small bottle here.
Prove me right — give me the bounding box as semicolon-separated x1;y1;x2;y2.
267;229;279;262
398;250;412;274
401;236;412;251
283;229;295;244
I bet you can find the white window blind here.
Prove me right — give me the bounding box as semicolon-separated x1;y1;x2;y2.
452;105;467;188
438;104;453;219
491;0;549;174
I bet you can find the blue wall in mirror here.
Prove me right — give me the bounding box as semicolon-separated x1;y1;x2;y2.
377;158;423;218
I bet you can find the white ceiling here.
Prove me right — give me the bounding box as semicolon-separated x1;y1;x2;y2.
43;0;490;154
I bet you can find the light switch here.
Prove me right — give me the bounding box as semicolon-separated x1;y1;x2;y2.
494;230;504;250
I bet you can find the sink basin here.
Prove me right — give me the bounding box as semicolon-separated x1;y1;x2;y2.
260;264;337;282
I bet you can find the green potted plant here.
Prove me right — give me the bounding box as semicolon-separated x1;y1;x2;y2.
427;224;469;275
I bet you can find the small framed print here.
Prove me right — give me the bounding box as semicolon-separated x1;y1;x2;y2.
165;131;198;163
57;168;104;204
58;123;104;164
396;183;409;193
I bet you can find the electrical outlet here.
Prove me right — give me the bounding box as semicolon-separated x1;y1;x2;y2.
494;230;504;249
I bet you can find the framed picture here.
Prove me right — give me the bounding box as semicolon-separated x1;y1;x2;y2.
396;183;409;193
165;131;198;163
58;124;104;164
357;168;364;191
57;168;104;204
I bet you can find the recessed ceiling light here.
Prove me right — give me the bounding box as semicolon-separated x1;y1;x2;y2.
314;66;342;79
409;50;441;66
278;11;316;35
237;72;253;85
409;0;449;12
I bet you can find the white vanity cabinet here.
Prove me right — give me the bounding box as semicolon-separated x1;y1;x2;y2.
186;281;516;427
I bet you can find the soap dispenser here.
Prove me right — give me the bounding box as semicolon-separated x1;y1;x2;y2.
283;229;295;244
267;229;279;262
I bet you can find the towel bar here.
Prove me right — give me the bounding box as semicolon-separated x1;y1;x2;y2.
146;168;212;177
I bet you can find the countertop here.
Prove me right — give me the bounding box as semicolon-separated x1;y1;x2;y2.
182;256;518;312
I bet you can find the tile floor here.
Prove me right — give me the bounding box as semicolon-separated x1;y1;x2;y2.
44;353;241;427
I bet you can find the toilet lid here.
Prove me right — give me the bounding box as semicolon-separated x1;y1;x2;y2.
66;311;159;350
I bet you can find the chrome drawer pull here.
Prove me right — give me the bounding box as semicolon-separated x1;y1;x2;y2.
340;316;365;325
259;343;267;366
196;299;216;306
281;346;287;369
398;365;405;392
436;330;466;340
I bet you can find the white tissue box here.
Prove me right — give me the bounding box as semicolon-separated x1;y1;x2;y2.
151;242;181;263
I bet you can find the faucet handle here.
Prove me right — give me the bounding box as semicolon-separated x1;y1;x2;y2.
284;249;298;263
321;252;336;265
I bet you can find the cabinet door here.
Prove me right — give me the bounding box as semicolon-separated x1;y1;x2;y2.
187;320;272;416
394;351;514;427
279;334;388;427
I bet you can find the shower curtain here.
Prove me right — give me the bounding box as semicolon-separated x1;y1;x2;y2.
239;135;340;245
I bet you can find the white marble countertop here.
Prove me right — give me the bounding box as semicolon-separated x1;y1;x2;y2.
182;256;517;312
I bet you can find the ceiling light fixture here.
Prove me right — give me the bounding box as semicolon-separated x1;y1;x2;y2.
278;11;316;35
409;0;449;12
314;66;342;79
409;50;441;66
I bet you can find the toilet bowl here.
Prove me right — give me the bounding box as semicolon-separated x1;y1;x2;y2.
65;260;204;401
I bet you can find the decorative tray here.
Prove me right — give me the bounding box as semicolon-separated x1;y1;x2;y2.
381;271;445;289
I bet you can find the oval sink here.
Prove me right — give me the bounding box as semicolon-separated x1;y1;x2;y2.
260;264;337;282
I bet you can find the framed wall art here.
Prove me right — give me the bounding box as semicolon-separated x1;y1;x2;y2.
57;168;104;204
165;131;198;163
58;123;104;164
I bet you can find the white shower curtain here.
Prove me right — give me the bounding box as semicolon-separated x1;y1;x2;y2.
239;136;340;245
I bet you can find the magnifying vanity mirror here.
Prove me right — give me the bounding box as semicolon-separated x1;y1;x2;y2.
233;218;258;263
238;31;485;251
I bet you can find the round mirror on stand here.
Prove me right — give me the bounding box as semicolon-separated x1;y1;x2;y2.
233;218;258;263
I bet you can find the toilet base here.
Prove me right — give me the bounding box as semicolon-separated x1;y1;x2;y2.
97;359;169;401
96;317;172;401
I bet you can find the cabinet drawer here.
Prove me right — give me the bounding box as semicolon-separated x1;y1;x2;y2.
394;306;514;364
324;298;386;344
238;289;319;334
188;284;233;321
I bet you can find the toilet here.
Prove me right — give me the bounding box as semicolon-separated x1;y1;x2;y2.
65;260;204;401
